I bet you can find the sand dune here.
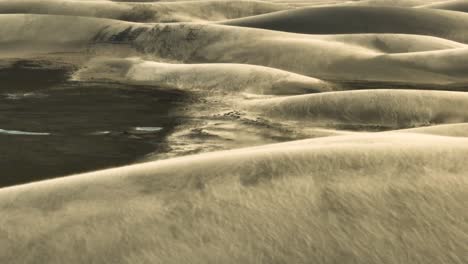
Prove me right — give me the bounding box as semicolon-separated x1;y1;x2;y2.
0;133;467;263
397;123;468;137
2;14;468;84
299;123;468;138
122;25;468;83
0;14;127;56
245;89;468;128
320;33;465;53
74;58;333;94
1;2;468;263
343;0;446;7
88;22;468;83
0;0;287;22
419;0;468;13
375;48;468;81
222;6;468;43
271;0;457;8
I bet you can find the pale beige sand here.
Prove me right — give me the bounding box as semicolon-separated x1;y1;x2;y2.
396;123;468;137
0;133;467;263
222;6;468;43
0;0;288;22
419;0;468;12
343;0;450;7
244;89;468;128
1;1;468;263
2;14;468;84
227;0;445;7
74;58;333;94
320;33;465;53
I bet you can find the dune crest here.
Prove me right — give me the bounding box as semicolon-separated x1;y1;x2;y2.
1;14;468;84
419;0;468;13
0;133;467;263
1;1;468;263
396;123;468;137
245;89;468;128
0;0;288;22
74;58;333;94
222;6;468;43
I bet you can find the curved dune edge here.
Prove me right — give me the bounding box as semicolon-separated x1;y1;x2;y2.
0;0;288;22
1;2;467;263
300;123;468;138
0;14;128;56
221;6;468;43
73;58;334;94
319;33;465;53
418;0;468;13
340;0;443;7
2;14;468;84
244;89;468;128
202;0;439;8
395;123;468;137
0;133;467;263
85;23;468;84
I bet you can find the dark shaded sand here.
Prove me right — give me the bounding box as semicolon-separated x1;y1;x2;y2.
222;6;468;43
0;61;186;187
0;1;468;263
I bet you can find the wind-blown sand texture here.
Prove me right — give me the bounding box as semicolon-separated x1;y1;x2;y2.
0;1;467;263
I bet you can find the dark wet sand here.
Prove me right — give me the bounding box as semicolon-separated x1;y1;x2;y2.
0;61;186;187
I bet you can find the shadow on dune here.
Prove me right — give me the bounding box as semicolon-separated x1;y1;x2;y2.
0;2;468;263
0;60;187;187
222;6;468;43
0;0;288;23
0;133;467;263
419;0;468;13
0;60;74;92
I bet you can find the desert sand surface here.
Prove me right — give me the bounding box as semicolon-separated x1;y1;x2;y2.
0;0;467;263
0;0;289;22
418;0;468;12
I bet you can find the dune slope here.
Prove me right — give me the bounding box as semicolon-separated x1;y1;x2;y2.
2;14;468;84
397;123;468;137
419;0;468;13
74;58;333;94
222;6;468;43
0;0;288;22
0;133;467;263
1;1;468;263
245;89;468;128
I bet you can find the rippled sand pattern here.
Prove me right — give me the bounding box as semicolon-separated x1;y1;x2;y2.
0;1;467;263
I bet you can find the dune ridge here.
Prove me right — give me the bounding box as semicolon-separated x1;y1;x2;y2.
73;58;333;94
1;133;467;263
419;0;468;13
69;20;468;84
222;6;468;43
245;89;468;128
0;0;288;22
1;1;468;263
91;22;468;84
2;14;468;84
396;123;468;137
